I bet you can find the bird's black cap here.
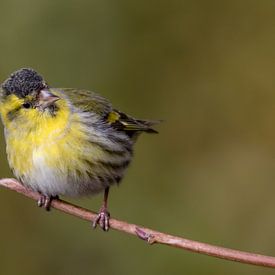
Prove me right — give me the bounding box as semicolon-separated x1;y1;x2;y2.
1;68;46;98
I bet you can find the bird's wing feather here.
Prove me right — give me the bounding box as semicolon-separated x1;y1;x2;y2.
59;88;158;133
107;110;159;133
59;88;112;116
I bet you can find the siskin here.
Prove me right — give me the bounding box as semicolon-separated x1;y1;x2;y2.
0;68;158;231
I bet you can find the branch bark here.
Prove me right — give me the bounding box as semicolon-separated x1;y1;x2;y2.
0;178;275;268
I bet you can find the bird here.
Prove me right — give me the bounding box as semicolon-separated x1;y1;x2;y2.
0;68;159;231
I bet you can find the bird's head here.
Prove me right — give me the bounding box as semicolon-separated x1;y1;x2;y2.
0;68;60;124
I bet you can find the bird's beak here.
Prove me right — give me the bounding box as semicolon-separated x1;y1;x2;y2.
38;89;60;109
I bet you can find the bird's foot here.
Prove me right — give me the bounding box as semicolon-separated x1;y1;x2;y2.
37;195;58;211
92;206;110;231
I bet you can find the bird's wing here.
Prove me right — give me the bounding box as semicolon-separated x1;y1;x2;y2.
58;88;158;133
106;110;159;133
58;88;112;116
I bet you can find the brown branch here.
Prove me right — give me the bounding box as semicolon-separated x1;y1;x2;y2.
0;178;275;268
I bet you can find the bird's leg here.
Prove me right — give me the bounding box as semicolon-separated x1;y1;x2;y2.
37;194;59;211
93;187;110;231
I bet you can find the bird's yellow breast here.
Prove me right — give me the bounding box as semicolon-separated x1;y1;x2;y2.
0;94;91;179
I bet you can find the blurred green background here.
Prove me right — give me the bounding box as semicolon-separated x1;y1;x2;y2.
1;0;275;274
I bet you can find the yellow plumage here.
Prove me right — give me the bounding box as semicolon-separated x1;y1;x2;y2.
0;68;158;230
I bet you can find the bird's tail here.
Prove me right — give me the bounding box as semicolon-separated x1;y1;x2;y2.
136;119;161;134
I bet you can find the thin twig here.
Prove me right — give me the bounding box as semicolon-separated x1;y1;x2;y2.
0;178;275;268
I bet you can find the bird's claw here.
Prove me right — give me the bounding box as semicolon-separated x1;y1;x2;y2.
37;195;54;211
92;207;110;231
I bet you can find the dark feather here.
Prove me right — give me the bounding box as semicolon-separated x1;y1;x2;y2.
108;110;159;134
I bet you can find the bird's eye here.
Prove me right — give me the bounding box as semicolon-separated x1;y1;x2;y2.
22;102;31;109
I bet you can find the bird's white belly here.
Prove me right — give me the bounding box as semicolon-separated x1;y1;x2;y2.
30;151;71;196
27;148;109;197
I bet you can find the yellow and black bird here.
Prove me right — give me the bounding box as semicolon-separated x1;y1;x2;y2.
0;68;158;231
